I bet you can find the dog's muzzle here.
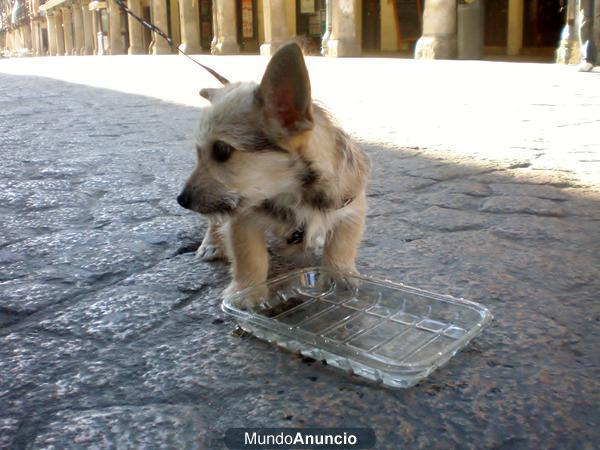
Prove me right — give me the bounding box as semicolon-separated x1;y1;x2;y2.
177;190;192;209
177;187;239;215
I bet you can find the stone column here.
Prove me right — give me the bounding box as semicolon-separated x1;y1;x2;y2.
127;0;145;53
46;13;58;55
10;28;16;53
150;0;172;53
30;0;40;55
415;0;457;59
29;21;36;55
91;7;100;54
211;0;239;54
211;0;218;52
81;0;95;54
507;0;523;56
178;0;202;53
108;0;126;54
35;20;43;55
29;21;38;55
260;0;291;55
556;0;581;63
326;0;360;57
55;9;66;55
577;0;597;64
12;29;17;52
6;30;13;54
594;0;600;63
61;6;75;54
22;21;33;52
36;21;42;55
72;1;85;54
321;0;332;56
14;28;20;52
10;30;16;53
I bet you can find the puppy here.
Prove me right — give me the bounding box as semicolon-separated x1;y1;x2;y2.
177;42;369;308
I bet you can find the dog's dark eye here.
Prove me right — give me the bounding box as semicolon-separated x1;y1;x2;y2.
212;141;233;163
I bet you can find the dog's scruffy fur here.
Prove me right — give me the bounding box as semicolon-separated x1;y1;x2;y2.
178;43;369;307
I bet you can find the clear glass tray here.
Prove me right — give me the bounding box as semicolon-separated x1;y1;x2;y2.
222;267;492;388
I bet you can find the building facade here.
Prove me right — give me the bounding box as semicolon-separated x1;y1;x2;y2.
0;0;598;65
0;0;46;56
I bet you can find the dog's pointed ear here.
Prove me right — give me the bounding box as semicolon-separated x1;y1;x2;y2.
259;43;313;132
199;88;220;102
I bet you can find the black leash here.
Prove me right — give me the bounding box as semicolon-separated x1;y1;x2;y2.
114;0;229;85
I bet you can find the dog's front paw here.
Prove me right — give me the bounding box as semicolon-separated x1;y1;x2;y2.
322;262;360;291
223;282;269;310
196;240;227;261
323;260;358;276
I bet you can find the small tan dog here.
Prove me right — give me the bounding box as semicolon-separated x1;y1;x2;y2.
177;42;369;308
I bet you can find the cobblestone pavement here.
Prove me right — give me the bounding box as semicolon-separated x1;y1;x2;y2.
1;57;599;449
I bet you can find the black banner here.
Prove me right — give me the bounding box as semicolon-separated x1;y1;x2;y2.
224;428;376;449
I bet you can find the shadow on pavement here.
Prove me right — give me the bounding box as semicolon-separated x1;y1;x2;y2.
1;74;599;449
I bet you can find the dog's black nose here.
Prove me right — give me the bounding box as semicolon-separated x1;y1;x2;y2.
177;190;192;209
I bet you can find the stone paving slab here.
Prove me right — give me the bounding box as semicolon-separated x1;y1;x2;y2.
0;61;599;449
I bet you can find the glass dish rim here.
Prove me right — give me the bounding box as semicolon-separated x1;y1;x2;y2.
222;266;493;374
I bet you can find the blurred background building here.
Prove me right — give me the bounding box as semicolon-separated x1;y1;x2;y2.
0;0;597;65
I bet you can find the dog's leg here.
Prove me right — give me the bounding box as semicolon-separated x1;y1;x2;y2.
322;194;366;274
223;215;270;308
197;218;227;261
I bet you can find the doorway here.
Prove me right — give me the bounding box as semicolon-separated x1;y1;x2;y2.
199;0;213;50
296;0;326;54
41;26;48;54
523;0;565;48
484;0;508;47
362;0;381;52
236;0;258;52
